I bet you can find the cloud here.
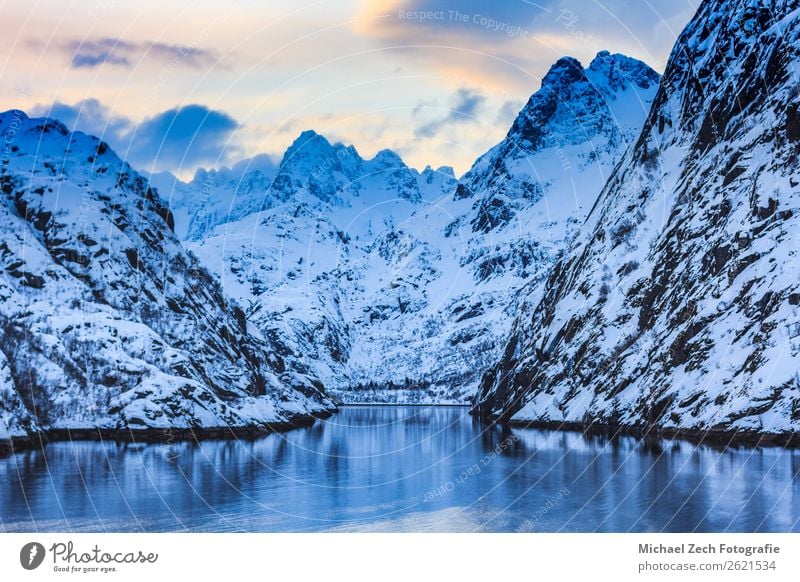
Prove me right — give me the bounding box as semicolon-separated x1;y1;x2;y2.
354;0;696;91
31;98;132;141
356;0;542;43
61;37;218;70
31;100;240;174
495;99;524;127
414;88;485;138
126;105;240;172
357;0;695;53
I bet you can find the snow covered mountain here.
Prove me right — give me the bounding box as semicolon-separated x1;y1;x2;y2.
337;52;659;400
148;153;278;241
181;51;659;402
475;0;800;437
0;111;334;450
184;130;459;399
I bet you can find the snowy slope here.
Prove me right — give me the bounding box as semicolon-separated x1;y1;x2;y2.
475;0;800;434
148;153;277;241
0;111;334;446
185;131;458;397
182;52;659;403
337;52;659;400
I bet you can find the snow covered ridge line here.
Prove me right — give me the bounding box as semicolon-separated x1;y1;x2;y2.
474;0;800;437
0;111;337;447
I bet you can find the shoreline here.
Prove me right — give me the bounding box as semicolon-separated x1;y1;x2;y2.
337;402;470;408
4;405;799;456
504;418;800;449
0;408;336;457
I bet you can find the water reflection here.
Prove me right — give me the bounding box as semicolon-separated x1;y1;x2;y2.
1;406;798;532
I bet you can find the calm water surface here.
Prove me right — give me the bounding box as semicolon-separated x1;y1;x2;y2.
1;406;799;532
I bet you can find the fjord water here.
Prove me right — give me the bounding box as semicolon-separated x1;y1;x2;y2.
1;406;799;532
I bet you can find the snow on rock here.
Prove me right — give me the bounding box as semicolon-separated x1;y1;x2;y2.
0;111;334;441
148;153;278;241
0;350;34;442
475;0;800;434
183;131;459;400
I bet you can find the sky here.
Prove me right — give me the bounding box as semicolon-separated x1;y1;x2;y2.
0;0;699;178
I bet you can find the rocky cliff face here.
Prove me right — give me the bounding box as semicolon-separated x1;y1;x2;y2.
0;112;334;446
475;0;800;435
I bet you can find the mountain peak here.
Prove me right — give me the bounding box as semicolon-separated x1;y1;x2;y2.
541;56;586;89
280;130;340;170
0;108;30;123
507;51;654;148
587;50;660;90
588;50;622;70
189;152;277;186
289;129;329;150
461;51;660;200
371;148;406;168
0;109;71;139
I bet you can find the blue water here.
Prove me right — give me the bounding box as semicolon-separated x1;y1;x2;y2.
1;406;799;532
